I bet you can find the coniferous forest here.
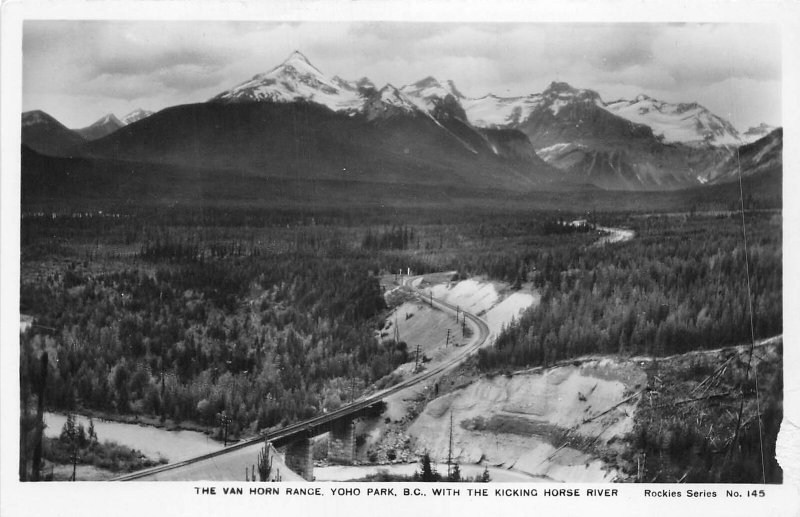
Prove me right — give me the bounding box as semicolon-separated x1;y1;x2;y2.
19;206;782;482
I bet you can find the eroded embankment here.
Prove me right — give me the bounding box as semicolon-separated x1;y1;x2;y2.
408;358;646;482
352;276;539;466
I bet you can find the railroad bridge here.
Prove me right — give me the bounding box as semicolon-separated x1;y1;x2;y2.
113;396;391;481
275;401;384;480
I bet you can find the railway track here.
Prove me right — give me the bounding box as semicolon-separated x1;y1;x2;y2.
113;276;490;481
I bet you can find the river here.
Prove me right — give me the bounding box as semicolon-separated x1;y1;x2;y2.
594;226;635;246
314;463;546;482
44;412;222;463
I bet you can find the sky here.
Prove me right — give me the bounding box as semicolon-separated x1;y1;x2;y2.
22;21;781;130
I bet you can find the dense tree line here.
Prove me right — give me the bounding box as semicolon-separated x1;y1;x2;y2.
362;225;415;251
478;213;781;369
20;239;406;437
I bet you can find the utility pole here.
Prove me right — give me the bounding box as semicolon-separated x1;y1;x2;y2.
218;412;231;447
456;306;459;322
394;312;400;343
447;411;454;480
414;345;421;372
30;352;48;481
160;346;166;423
445;329;450;348
71;440;78;481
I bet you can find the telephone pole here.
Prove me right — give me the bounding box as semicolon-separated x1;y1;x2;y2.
218;412;231;446
414;344;421;372
447;411;454;480
445;329;450;348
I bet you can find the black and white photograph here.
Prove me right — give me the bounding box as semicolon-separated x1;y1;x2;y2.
2;1;799;515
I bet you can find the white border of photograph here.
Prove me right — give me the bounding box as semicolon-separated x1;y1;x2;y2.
2;1;799;516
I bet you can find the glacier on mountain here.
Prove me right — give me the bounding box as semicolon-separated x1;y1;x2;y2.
207;51;764;150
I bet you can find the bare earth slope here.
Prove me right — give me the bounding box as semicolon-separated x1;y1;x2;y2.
409;358;646;482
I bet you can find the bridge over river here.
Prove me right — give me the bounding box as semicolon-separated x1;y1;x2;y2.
114;277;491;481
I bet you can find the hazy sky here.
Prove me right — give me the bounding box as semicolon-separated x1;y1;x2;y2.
23;21;781;129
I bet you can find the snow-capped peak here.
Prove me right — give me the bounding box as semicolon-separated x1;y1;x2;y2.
542;82;602;105
605;95;741;146
210;51;366;113
275;50;325;78
461;81;606;126
284;50;312;65
361;84;426;121
332;76;376;93
741;123;778;144
376;84;418;111
121;108;154;125
400;76;465;114
461;92;544;128
96;113;123;127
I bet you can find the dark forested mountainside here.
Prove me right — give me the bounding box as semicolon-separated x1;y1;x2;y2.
22;111;86;156
77;101;558;191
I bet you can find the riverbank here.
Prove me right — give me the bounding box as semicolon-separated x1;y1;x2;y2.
44;412;224;464
314;463;546;482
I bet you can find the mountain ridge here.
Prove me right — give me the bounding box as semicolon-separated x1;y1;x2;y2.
22;51;780;194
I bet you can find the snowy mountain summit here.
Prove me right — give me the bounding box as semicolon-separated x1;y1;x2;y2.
95;113;123;128
605;94;741;146
122;108;154;125
400;77;463;111
208;51;758;150
74;113;124;141
210;51;365;112
741;123;777;144
457;82;603;128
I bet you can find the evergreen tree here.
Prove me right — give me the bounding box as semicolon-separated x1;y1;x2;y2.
448;463;461;482
418;452;439;482
257;438;273;481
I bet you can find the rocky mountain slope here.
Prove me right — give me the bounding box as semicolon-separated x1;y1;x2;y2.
703;128;783;184
75;113;124;141
604;94;741;146
741;123;778;144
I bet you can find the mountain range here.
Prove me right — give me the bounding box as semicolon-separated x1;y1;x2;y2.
74;109;154;141
21;51;781;203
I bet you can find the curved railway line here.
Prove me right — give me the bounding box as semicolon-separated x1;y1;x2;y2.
113;276;491;481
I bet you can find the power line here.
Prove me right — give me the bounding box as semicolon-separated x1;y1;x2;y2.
732;135;766;484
